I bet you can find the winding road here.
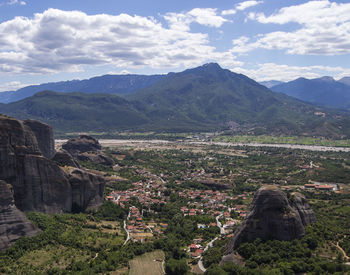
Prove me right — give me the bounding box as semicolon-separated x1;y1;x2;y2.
123;220;130;246
198;213;226;272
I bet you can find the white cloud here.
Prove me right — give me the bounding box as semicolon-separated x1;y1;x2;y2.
241;0;350;55
221;9;236;16
230;63;350;82
108;70;133;75
0;0;26;6
0;81;28;92
164;8;228;31
236;1;263;11
0;8;241;75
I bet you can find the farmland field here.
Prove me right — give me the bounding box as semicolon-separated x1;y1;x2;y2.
129;250;165;275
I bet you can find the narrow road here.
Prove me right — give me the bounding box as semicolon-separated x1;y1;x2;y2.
216;214;225;235
123;210;131;246
122;219;130;246
336;242;350;265
198;213;225;272
198;236;219;272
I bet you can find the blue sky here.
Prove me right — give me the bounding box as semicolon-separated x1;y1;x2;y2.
1;0;350;91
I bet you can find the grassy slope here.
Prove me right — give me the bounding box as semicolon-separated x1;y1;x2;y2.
128;250;165;275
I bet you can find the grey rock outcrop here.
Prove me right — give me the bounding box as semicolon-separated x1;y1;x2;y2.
24;119;55;159
68;168;105;212
62;135;102;154
0;116;72;213
52;149;81;168
0;116;105;214
62;135;115;167
290;192;316;226
0;180;40;250
77;152;115;166
0;115;106;250
225;185;315;255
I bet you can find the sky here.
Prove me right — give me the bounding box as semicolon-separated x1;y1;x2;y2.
1;0;350;91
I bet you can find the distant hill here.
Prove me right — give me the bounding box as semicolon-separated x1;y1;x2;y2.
271;77;350;109
259;80;284;88
0;74;164;103
339;77;350;87
0;91;149;132
0;64;349;138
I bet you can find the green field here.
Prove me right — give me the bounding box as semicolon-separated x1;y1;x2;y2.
129;250;165;275
214;135;350;147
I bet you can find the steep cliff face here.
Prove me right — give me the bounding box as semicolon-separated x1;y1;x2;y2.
23;119;55;159
0;180;40;250
68;168;105;212
225;186;315;255
0;116;72;213
0;116;105;214
0;115;106;250
290;192;317;226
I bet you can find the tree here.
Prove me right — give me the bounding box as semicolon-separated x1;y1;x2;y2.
165;258;189;275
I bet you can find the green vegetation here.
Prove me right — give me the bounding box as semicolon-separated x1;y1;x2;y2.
1;141;350;274
215;135;350;147
129;250;165;275
202;192;350;274
0;210;153;274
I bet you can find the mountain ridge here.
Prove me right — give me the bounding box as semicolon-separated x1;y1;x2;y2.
271;77;350;109
0;63;349;138
0;74;165;103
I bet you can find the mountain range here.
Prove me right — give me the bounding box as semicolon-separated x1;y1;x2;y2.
0;63;349;138
268;76;350;109
0;74;164;103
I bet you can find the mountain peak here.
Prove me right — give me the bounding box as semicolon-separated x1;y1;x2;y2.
338;76;350;86
201;62;222;69
314;76;335;82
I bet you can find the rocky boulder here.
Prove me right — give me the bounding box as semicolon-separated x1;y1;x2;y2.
0;180;40;250
225;185;315;256
62;135;115;167
62;135;102;154
76;152;115;166
52;149;81;168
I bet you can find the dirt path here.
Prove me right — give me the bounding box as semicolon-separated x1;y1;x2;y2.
336;242;350;261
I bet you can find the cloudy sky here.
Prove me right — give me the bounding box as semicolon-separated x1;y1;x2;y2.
1;0;350;91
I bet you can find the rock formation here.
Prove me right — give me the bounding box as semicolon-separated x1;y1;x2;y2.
62;135;115;166
62;135;102;154
0;115;105;214
23;119;55;159
290;192;316;226
52;149;81;168
0;115;72;213
0;115;106;250
225;185;315;256
0;180;40;250
68;168;105;212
